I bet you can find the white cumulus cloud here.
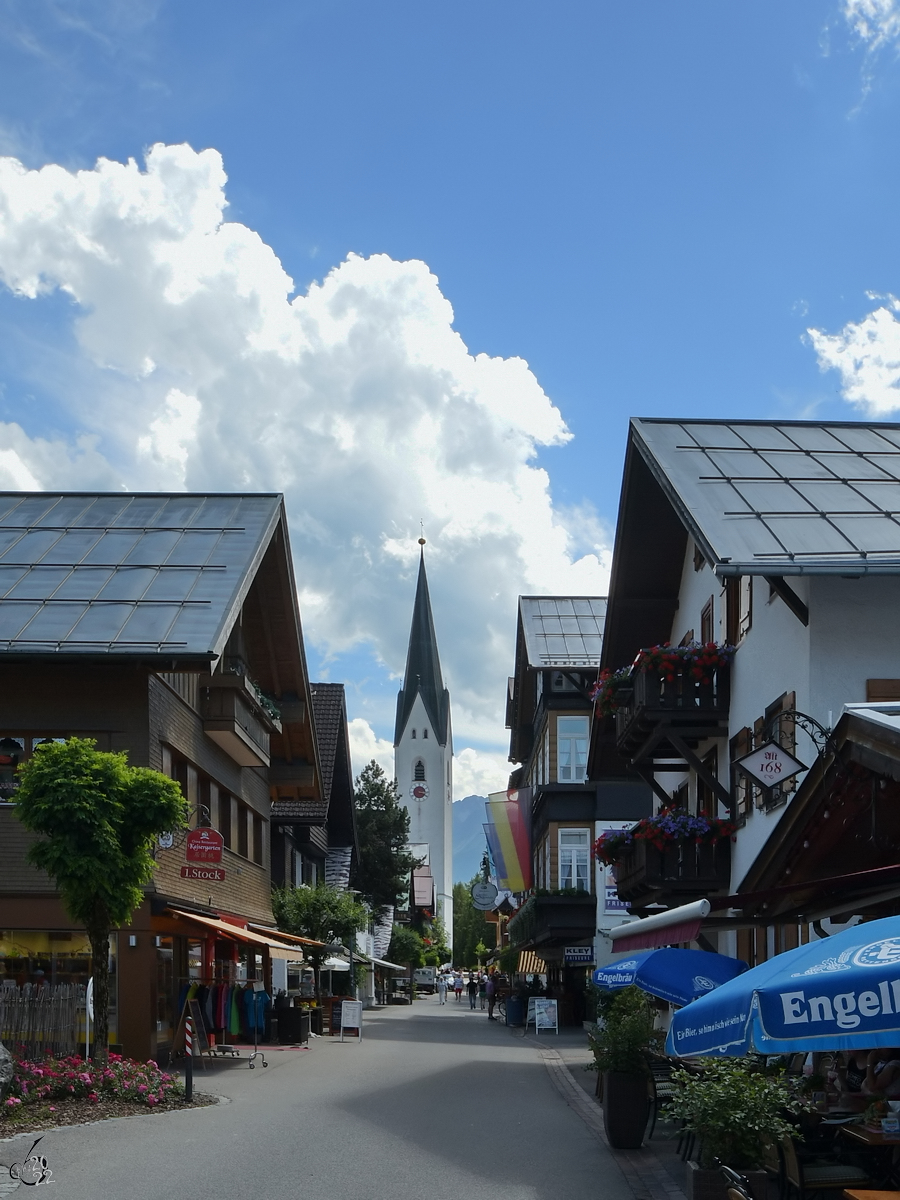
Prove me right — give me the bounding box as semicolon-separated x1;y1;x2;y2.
844;0;900;49
809;296;900;414
347;718;395;782
0;142;609;755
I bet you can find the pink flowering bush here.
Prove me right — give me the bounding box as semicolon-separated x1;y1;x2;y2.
4;1054;184;1110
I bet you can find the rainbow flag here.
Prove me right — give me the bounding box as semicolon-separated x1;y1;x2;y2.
485;789;533;891
482;823;507;883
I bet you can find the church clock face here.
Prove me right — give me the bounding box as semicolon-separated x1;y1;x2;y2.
409;782;429;801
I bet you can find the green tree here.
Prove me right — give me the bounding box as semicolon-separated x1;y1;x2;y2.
452;878;497;968
351;761;419;914
387;924;424;969
426;913;451;964
14;738;188;1065
272;883;367;1001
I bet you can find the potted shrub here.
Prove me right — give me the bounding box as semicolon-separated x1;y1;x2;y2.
589;986;661;1149
666;1058;804;1200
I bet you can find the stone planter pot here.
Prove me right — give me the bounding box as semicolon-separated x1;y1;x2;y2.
602;1071;649;1149
685;1161;767;1200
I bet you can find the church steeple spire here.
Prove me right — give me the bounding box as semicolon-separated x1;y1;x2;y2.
394;543;450;747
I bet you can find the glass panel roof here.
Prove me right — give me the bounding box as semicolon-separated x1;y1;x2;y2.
732;481;816;513
6;567;72;598
792;482;881;513
0;493;281;657
632;419;900;574
0;602;40;641
519;596;606;666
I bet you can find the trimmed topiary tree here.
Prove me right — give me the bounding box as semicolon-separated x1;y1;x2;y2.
14;738;188;1066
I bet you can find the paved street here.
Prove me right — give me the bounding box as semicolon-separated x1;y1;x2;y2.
0;1001;635;1200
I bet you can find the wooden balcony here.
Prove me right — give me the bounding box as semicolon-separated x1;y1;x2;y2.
200;674;281;768
615;666;730;759
507;892;596;949
613;837;731;906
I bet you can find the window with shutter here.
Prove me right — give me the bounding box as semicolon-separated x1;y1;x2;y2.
730;726;751;818
867;680;900;701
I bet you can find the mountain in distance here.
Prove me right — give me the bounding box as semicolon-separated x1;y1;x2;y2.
453;794;488;884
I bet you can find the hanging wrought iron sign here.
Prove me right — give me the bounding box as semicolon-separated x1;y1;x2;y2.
186;828;224;863
471;881;498;910
735;742;807;788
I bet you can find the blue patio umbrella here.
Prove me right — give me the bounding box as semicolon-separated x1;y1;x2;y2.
592;948;748;1008
666;914;900;1058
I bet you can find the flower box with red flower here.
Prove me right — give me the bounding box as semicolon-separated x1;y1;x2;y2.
612;642;733;756
595;809;734;906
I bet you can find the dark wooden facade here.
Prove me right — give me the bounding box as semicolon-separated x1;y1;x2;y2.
0;492;324;1062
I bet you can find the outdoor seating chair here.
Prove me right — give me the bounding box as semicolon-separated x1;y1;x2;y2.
678;1129;696;1162
760;1132;785;1200
719;1162;754;1200
781;1134;874;1200
647;1057;678;1140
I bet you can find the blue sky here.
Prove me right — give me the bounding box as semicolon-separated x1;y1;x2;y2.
0;1;898;794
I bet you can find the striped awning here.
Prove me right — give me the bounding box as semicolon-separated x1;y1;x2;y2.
517;950;546;975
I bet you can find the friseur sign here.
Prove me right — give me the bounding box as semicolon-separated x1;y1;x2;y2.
186;828;224;863
564;946;594;965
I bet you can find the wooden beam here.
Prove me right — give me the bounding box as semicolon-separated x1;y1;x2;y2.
764;576;809;627
667;731;733;811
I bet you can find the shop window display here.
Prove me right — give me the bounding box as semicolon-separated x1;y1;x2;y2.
0;930;118;1039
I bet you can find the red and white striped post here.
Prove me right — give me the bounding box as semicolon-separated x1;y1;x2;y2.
184;1013;194;1102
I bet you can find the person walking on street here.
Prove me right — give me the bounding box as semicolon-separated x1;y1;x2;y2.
454;973;464;1003
478;972;487;1010
437;975;448;1005
467;973;478;1010
486;971;496;1020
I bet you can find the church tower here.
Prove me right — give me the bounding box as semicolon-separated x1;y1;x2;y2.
394;540;453;952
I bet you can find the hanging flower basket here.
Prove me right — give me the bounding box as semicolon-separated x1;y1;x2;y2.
594;809;736;868
589;668;633;718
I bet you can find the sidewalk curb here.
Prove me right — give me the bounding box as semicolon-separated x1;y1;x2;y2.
537;1048;688;1200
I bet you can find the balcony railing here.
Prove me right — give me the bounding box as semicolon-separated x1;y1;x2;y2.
612;837;731;906
615;665;730;757
200;674;281;768
507;891;596;949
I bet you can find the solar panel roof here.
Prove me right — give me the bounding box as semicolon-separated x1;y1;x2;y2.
519;596;607;667
632;418;900;576
0;492;282;659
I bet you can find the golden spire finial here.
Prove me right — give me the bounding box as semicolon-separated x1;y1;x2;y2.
418;518;426;547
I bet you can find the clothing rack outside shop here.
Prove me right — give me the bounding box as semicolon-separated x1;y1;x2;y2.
173;977;271;1068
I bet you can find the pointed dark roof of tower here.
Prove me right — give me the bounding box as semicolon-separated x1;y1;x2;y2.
394;548;450;746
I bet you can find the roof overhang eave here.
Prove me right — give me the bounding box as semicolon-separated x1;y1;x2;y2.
0;650;217;667
714;559;900;578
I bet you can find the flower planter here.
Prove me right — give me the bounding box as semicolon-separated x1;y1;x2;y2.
685;1162;767;1200
613;836;731;905
602;1071;650;1149
615;662;731;756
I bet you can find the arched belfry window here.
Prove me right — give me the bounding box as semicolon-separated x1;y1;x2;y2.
411;729;416;739
414;760;426;781
423;728;429;739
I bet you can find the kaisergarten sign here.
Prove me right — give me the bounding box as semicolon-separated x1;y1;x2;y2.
186;828;224;863
735;742;807;789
